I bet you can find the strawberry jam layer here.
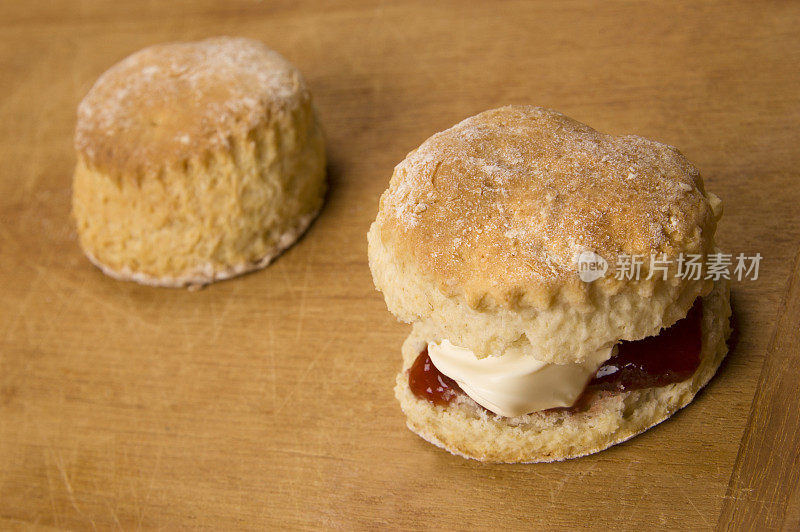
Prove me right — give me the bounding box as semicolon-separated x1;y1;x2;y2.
408;298;704;413
408;346;459;406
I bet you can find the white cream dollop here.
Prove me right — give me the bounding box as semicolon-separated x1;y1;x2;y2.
427;340;613;417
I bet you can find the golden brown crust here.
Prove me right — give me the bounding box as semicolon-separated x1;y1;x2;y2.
75;36;308;177
395;279;731;463
375;106;718;310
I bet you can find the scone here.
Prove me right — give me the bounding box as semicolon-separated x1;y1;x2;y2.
368;106;731;463
73;37;326;287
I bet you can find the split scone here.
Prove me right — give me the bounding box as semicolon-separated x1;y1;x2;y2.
73;37;326;287
368;106;731;463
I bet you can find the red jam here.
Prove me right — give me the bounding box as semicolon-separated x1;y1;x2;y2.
587;299;703;393
408;347;459;405
407;298;704;413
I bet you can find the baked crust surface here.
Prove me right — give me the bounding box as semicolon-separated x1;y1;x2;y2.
75;37;307;176
376;106;717;308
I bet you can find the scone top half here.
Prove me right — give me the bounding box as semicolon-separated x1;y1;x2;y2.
368;106;722;365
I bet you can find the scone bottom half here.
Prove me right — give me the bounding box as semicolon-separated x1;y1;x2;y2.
395;279;731;463
368;106;732;462
72;37;326;288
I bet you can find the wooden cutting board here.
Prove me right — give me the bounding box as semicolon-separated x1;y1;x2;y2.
1;1;798;529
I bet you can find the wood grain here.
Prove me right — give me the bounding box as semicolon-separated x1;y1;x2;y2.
1;1;798;529
718;248;800;531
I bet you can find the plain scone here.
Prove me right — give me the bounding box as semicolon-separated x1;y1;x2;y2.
368;105;731;462
72;37;326;287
